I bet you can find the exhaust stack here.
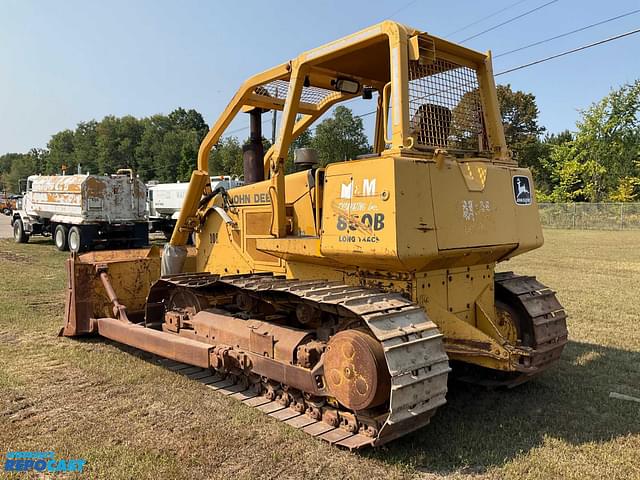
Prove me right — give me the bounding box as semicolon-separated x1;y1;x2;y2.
242;108;264;184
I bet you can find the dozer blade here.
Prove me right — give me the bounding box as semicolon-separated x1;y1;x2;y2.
61;248;162;337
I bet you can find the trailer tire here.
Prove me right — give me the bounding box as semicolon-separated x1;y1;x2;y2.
13;219;29;243
54;224;69;251
68;226;87;253
2;207;11;216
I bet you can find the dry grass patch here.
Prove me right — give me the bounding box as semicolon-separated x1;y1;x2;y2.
0;231;638;479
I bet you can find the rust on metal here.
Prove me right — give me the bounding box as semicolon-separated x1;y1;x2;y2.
324;330;390;410
61;247;161;337
190;311;313;363
445;338;493;351
95;264;130;322
65;271;449;448
97;317;212;368
456;272;568;387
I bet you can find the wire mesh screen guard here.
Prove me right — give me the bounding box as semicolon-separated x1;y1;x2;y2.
255;79;341;106
408;58;488;151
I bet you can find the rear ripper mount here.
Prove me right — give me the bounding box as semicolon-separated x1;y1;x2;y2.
451;272;568;388
71;272;451;449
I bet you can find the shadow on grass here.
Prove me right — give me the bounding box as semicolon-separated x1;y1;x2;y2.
69;334;639;474
14;237;56;248
366;340;640;473
0;237;54;247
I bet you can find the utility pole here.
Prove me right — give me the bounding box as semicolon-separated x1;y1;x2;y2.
271;109;277;145
271;86;278;145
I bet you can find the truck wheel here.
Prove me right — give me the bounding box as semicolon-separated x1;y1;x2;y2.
54;225;69;251
2;207;10;216
13;219;29;243
68;226;85;253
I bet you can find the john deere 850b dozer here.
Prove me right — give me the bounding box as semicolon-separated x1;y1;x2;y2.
62;21;567;448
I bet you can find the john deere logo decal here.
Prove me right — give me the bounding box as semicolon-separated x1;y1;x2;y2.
513;176;532;205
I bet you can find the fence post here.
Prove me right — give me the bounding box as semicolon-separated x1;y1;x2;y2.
620;203;624;230
572;203;577;229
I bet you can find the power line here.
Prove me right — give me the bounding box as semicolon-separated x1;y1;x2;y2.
225;6;637;140
227;28;640;139
384;0;421;20
327;28;640;124
223;117;272;136
446;0;529;37
495;27;640;76
494;8;640;58
224;125;249;135
460;0;559;43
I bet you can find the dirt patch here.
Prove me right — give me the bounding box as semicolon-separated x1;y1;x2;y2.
0;214;13;239
0;330;22;345
0;249;34;264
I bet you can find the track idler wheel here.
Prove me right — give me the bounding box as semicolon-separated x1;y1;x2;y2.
324;330;390;411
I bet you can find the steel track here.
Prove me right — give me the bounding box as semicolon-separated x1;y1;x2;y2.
495;271;568;370
152;272;451;448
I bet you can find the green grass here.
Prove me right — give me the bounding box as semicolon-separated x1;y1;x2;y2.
0;231;639;479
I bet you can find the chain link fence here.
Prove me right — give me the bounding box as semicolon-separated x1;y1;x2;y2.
538;203;640;230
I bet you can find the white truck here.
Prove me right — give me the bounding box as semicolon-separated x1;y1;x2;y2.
148;175;243;238
12;170;148;252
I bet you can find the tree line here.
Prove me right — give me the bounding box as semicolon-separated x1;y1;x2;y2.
0;105;370;193
1;80;638;202
500;80;640;202
0;108;209;192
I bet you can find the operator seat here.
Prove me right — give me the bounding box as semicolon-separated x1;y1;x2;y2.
411;103;452;147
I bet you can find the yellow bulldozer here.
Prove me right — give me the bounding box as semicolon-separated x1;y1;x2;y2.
61;21;567;448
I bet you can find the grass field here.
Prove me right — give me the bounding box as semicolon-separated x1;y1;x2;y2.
0;230;639;479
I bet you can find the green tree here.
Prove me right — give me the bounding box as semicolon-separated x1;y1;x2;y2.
542;141;589;202
155;130;186;182
1;108;211;185
210;137;243;177
573;80;640;201
542;81;640;202
73;120;99;174
135;115;172;181
4;149;46;192
0;153;28;191
169;107;208;137
175;109;208;181
95;115;144;175
135;109;209;182
535;130;574;194
0;153;19;175
177;129;201;181
496;84;545;172
45;129;75;174
310;106;370;166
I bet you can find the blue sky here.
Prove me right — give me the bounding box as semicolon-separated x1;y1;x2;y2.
1;0;639;153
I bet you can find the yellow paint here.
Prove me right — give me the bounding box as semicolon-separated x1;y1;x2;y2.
91;21;545;374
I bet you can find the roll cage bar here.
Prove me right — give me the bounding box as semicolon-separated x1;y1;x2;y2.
171;21;508;243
